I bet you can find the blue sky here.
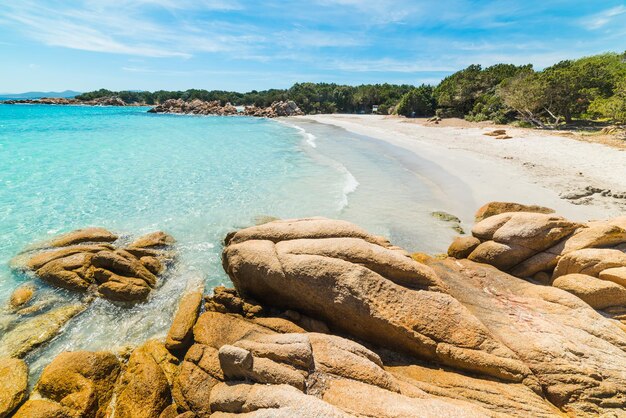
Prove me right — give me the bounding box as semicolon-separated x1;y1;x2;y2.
1;0;625;93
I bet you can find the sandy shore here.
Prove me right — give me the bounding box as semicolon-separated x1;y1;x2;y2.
292;114;626;222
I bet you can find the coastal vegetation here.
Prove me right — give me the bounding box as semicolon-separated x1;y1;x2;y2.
70;51;626;127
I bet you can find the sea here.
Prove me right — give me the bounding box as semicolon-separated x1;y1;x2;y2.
0;104;462;374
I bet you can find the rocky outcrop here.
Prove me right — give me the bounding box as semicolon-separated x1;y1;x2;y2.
243;101;304;118
2;96;128;106
450;205;626;319
223;218;536;385
147;99;303;118
148;99;238;116
12;228;175;302
0;358;28;418
15;351;121;417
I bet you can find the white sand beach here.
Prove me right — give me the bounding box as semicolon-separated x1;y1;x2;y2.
294;114;626;223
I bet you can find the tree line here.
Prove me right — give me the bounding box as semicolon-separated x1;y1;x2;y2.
77;51;626;126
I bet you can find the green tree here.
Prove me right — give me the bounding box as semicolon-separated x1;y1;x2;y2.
497;70;547;128
396;85;435;117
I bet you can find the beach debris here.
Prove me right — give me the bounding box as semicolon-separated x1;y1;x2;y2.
11;228;176;302
426;116;441;123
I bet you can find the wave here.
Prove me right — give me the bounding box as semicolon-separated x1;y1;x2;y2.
337;163;359;211
279;121;317;148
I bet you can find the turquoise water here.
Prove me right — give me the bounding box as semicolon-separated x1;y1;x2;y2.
0;105;461;373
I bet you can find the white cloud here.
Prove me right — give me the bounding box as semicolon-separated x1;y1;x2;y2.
581;5;626;30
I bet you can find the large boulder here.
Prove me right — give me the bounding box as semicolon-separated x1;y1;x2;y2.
468;213;580;271
223;218;534;384
12;229;175;302
114;341;178;418
165;290;204;352
474;201;554;222
553;248;626;278
552;273;626;309
0;304;85;358
0;358;28;418
17;351;121;418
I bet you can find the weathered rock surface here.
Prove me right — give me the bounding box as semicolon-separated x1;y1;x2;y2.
447;236;481;258
12;228;175;302
426;257;626;416
474;201;555;222
114;341;178;418
8;284;35;309
210;383;349;417
552;273;626;309
0;304;85;358
0;358;28;418
148;99;303;118
15;351;121;418
165;290;204;351
223;218;534;384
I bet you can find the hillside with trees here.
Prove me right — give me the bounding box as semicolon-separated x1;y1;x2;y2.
76;51;626;127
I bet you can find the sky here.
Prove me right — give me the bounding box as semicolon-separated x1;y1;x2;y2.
1;0;625;93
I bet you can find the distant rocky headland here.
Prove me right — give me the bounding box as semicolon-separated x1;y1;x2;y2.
1;201;626;417
2;96;305;118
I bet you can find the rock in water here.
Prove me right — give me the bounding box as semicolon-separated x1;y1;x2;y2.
0;358;28;418
0;304;85;358
8;284;35;309
222;218;535;384
12;228;175;302
165;290;204;351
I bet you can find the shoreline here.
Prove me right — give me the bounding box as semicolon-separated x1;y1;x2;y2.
290;114;626;223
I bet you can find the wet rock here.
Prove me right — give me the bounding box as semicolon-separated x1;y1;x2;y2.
115;341;178;418
0;358;28;418
46;227;118;248
14;229;175;302
552;273;626;309
129;231;176;249
474;201;554;222
0;304;85;358
447;236;480;259
166;290;204;352
8;284;35;309
432;211;465;234
27;351;121;418
223;218;533;384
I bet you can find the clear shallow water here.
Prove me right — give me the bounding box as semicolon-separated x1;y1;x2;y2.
0;105;460;374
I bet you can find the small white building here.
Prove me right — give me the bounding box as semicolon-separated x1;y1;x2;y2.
372;105;379;113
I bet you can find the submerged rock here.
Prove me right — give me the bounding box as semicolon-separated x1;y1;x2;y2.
0;304;85;358
0;358;28;418
8;284;35;309
12;228;175;302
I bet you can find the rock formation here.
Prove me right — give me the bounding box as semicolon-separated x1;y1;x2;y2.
449;201;626;321
148;99;304;118
12;227;175;302
6;205;626;417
